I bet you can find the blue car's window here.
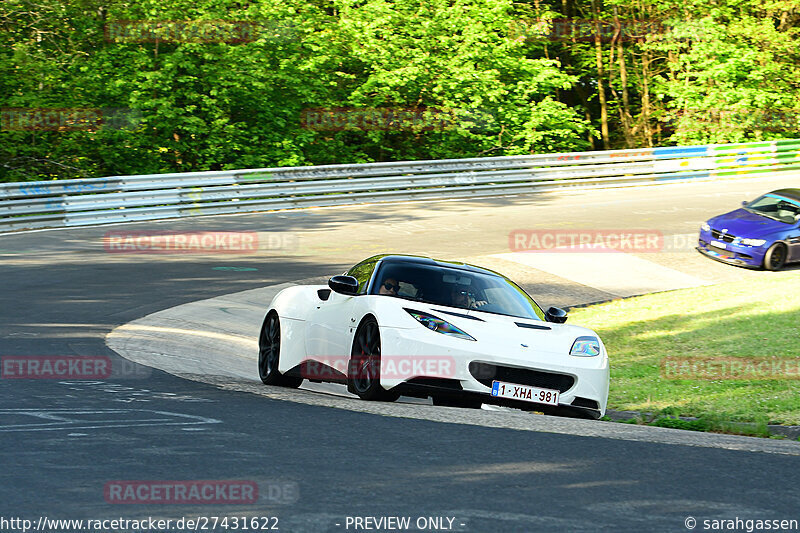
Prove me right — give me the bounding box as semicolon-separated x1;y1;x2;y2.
745;194;800;224
371;262;545;320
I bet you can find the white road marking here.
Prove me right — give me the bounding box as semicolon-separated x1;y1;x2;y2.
0;409;220;432
111;324;257;348
492;250;711;298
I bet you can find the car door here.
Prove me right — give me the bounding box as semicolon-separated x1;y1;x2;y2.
304;260;377;373
304;290;357;376
787;221;800;262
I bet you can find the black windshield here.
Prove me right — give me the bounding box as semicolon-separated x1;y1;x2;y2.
744;194;800;224
371;261;545;320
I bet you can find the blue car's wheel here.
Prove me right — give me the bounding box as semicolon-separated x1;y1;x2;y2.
763;243;787;271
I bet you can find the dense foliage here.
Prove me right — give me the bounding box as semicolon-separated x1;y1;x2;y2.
1;0;798;181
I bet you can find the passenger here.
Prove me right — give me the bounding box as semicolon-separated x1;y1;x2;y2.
379;278;400;296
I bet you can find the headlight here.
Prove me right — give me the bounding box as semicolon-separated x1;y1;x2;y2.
739;238;766;246
700;222;711;232
570;336;601;357
404;309;476;341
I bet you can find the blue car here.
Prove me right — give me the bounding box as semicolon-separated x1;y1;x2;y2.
697;188;800;270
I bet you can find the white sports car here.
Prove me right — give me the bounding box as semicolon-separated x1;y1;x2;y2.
258;254;609;419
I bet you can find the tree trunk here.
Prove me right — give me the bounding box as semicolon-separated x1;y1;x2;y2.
641;49;653;147
591;0;610;149
573;83;597;149
614;7;634;147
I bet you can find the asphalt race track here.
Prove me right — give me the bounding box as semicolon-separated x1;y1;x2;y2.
2;174;800;532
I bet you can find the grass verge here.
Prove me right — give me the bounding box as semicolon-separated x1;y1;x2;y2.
570;270;800;429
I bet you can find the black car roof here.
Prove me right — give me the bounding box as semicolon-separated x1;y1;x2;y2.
771;189;800;202
363;254;505;278
361;254;543;311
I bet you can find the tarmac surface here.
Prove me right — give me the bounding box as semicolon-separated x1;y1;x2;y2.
2;173;800;532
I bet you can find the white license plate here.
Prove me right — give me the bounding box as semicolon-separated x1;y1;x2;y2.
491;380;559;406
712;241;727;249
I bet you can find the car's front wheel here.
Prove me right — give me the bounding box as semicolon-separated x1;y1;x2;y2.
763;242;787;271
347;317;399;402
258;312;302;388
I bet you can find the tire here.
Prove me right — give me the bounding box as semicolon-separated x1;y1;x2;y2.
763;243;787;271
347;317;399;402
432;396;483;409
258;312;302;388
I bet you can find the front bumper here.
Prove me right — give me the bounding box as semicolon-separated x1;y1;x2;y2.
379;326;610;418
696;235;764;268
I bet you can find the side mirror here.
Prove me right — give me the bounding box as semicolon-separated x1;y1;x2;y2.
545;306;568;323
741;200;748;207
328;275;359;295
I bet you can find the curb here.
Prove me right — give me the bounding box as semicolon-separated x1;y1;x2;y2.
606;409;800;440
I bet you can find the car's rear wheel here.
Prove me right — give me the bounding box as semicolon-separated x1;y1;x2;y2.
432;396;483;409
763;243;787;271
347;317;399;402
258;312;302;388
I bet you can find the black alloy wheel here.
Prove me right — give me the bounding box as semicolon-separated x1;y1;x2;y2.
258;312;302;388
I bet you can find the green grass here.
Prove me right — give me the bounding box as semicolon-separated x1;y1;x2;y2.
617;409;772;437
570;271;800;426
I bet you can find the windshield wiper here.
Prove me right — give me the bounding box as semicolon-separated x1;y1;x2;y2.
744;208;783;222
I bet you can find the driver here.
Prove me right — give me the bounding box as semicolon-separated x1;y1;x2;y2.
450;285;470;307
450;284;488;309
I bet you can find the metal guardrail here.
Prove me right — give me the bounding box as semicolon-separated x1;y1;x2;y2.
1;139;799;230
